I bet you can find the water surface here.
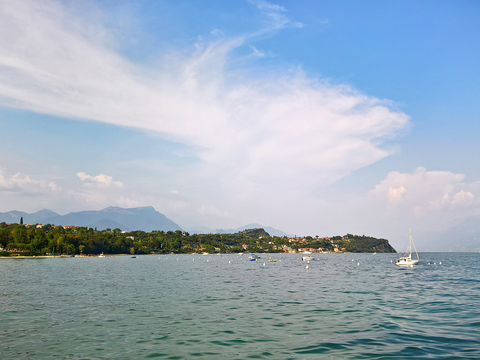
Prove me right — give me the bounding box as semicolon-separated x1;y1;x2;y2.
1;253;479;359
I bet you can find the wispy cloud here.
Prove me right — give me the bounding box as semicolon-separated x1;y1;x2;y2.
0;0;409;229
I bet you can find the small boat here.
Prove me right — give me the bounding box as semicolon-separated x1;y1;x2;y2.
131;255;137;258
395;227;420;266
302;256;315;261
249;254;260;261
98;253;105;258
238;252;244;256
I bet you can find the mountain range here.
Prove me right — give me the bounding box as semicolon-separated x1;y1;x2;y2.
0;206;289;236
0;206;181;232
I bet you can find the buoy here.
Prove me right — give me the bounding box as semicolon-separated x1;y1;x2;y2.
207;260;209;262
357;263;360;266
193;259;195;261
352;259;354;262
439;262;442;265
263;263;266;266
228;261;231;264
306;265;309;269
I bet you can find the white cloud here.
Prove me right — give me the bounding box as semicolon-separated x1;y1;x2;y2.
48;182;58;191
366;167;480;233
451;190;475;206
388;186;406;202
370;167;477;212
117;196;139;208
0;0;410;230
0;172;57;194
77;172;123;188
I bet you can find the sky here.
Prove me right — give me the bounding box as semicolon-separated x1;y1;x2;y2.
1;0;479;249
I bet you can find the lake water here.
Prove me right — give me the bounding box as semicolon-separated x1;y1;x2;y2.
1;252;479;359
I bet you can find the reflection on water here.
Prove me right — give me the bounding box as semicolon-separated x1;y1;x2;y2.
1;252;479;359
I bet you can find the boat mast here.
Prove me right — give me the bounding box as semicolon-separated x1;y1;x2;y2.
409;227;420;260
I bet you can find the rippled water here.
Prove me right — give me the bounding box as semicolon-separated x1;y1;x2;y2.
1;252;479;359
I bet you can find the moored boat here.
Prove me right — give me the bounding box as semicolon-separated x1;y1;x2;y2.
249;254;260;261
395;227;420;266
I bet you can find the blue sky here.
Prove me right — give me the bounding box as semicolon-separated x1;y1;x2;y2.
0;0;479;248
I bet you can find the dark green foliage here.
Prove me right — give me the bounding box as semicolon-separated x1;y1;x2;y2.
0;223;396;255
341;234;396;253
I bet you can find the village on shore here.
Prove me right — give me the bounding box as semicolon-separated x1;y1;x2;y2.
0;222;396;257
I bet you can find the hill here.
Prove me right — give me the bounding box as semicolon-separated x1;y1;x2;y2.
213;223;290;237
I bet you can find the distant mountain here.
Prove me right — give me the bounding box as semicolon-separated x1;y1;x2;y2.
0;209;59;224
242;228;271;237
1;206;182;232
1;207;291;236
213;223;291;237
88;219;131;232
182;225;215;234
426;215;480;252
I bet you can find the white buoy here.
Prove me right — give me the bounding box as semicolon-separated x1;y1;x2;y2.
357;263;360;266
263;263;266;266
434;262;436;265
306;265;309;269
193;259;195;261
207;259;209;262
352;259;354;261
439;262;442;265
229;261;231;264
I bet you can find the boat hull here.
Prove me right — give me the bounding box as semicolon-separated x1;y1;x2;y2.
395;258;419;266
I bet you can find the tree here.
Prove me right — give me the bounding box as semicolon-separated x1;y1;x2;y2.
13;225;27;245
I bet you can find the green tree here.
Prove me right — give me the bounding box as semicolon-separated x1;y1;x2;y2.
13;225;27;245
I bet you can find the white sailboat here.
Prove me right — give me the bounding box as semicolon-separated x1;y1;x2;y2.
395;227;420;266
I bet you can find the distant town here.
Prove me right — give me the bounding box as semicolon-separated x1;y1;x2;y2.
0;220;396;257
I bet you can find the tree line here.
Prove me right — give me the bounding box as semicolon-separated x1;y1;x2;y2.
0;222;395;256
